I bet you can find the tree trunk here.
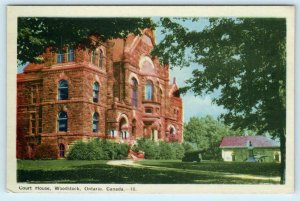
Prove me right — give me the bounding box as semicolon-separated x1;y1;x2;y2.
279;130;286;184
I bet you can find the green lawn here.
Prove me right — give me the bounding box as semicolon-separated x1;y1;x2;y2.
17;159;281;184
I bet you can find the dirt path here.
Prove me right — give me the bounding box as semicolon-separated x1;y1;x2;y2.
106;159;142;167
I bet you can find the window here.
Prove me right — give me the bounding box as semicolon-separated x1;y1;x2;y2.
31;85;37;104
58;111;68;132
57;50;64;63
98;49;103;68
93;112;99;132
131;78;138;107
91;50;95;64
170;127;175;135
145;80;153;100
145;107;152;113
38;107;42;134
93;82;99;103
67;48;75;62
30;113;36;134
58;80;68;100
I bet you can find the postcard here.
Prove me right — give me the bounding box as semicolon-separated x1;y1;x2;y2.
7;6;295;193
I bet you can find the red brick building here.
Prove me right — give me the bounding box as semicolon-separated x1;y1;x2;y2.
17;29;183;158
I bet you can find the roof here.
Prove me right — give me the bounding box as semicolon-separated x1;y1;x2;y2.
220;136;280;148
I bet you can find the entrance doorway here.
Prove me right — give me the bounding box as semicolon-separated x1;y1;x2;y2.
59;143;65;157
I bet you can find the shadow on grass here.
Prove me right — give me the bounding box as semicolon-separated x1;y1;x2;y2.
138;161;281;177
17;163;279;184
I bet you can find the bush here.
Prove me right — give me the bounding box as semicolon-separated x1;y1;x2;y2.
135;138;185;160
170;142;185;159
34;143;58;159
158;141;175;159
67;138;129;160
182;150;203;162
182;142;196;152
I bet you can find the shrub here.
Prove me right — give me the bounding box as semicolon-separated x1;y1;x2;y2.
135;138;185;160
34;143;57;159
158;141;175;159
182;142;196;152
67;138;129;160
135;138;159;159
170;142;185;159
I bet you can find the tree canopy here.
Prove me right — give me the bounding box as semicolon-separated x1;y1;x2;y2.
184;115;241;160
18;17;154;64
153;17;286;182
153;17;286;138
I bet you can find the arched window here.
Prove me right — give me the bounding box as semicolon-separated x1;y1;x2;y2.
58;80;68;100
93;82;99;103
131;78;138;107
119;118;127;139
92;112;99;132
145;80;153;101
58;111;68;132
98;49;103;68
170;127;175;135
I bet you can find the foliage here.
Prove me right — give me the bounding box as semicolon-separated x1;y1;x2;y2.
154;17;286;182
135;138;185;160
182;150;202;162
34;143;57;159
18;17;155;64
67;138;129;160
135;138;159;159
184;115;240;160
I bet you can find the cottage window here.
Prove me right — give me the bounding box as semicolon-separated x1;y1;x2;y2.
58;111;68;132
93;82;99;103
131;78;138;107
93;112;99;132
58;80;68;100
145;80;153;101
98;49;103;68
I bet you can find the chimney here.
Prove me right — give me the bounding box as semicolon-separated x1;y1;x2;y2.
173;77;176;84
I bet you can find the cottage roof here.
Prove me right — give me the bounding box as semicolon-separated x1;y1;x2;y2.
219;136;280;148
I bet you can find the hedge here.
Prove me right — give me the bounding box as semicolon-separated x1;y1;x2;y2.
67;138;129;160
134;138;185;160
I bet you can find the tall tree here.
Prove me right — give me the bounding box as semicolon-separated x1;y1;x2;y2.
184;115;241;160
153;18;286;183
17;17;154;64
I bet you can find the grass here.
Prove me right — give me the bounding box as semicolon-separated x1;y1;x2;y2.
17;159;281;184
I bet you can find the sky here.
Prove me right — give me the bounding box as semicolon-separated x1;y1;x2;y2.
154;18;226;122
